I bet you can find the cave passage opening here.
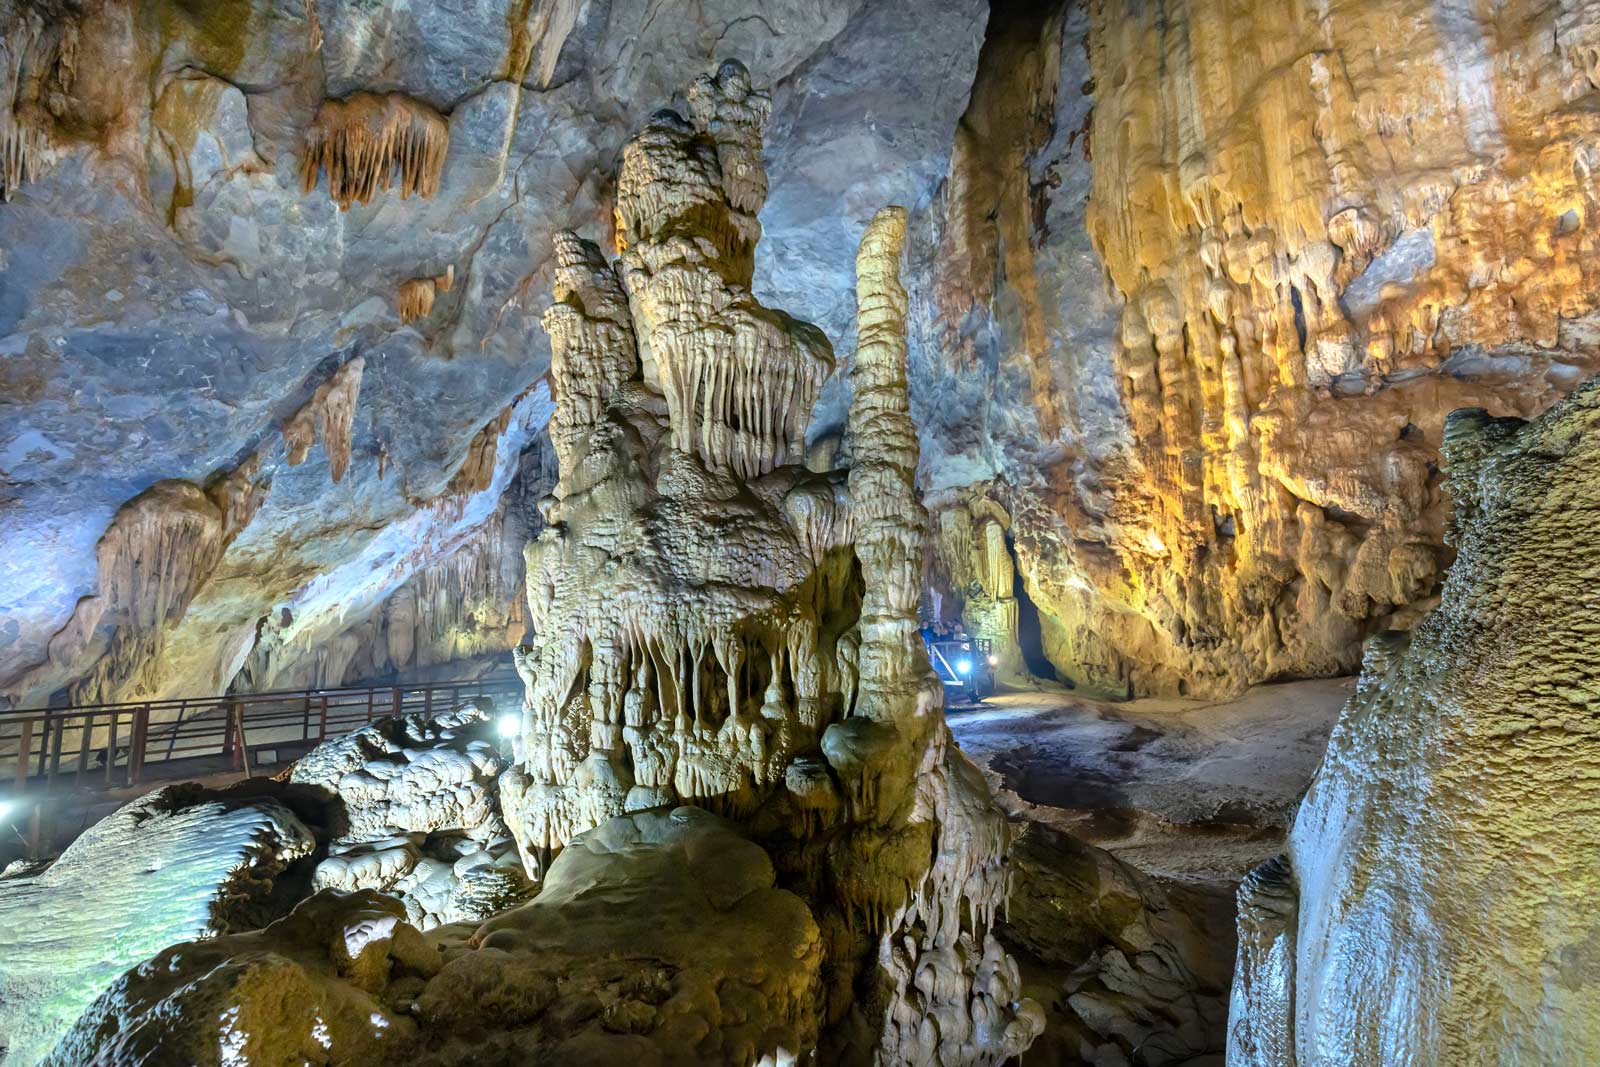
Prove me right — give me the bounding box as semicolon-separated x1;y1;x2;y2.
1006;533;1056;681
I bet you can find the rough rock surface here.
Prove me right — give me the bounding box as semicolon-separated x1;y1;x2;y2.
290;705;534;930
48;809;820;1067
504;69;1039;1063
914;0;1600;697
1228;380;1600;1064
0;785;316;1065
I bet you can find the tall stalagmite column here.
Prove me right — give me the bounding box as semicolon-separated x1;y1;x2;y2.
846;206;929;725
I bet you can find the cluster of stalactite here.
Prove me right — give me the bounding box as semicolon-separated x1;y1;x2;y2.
0;3;75;201
396;264;453;325
299;91;449;209
281;356;364;484
504;66;1039;1063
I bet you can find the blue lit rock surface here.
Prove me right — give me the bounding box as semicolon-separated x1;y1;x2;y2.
0;786;316;1065
1229;383;1600;1064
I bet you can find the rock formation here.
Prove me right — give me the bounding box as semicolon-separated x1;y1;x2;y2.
300;92;450;210
50;812;822;1067
1228;381;1600;1064
913;0;1600;698
503;65;1039;1062
25;62;1040;1067
0;0;984;715
0;786;317;1064
290;705;534;931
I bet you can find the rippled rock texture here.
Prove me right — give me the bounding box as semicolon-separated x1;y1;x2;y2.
1229;381;1600;1064
0;785;317;1064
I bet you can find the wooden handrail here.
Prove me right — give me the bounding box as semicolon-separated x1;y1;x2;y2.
0;675;523;802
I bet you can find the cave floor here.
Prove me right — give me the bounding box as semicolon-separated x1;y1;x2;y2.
946;676;1351;889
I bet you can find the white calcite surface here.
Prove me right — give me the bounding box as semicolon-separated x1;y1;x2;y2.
0;786;314;1065
291;704;533;930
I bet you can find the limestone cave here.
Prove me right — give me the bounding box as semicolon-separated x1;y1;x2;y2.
1;0;1597;1064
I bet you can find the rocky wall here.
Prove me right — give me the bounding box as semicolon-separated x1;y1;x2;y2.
0;0;985;708
914;0;1600;697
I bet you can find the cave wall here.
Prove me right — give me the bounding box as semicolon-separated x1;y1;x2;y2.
913;0;1600;696
0;0;985;708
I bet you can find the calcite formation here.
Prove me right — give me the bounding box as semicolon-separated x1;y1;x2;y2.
914;0;1600;698
290;706;534;931
300;92;450;210
50;811;821;1067
1228;381;1600;1064
502;64;1038;1062
0;0;984;716
27;62;1036;1067
0;786;316;1065
398;265;455;325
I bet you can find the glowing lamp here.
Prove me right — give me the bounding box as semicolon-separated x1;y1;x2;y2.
496;714;520;738
957;659;972;675
0;799;12;824
987;655;999;667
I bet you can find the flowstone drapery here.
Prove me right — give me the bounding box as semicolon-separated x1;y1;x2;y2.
501;61;1039;1064
1228;382;1600;1065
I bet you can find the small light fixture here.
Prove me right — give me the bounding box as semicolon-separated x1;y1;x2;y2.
987;654;999;667
957;659;972;675
0;799;12;824
496;714;519;738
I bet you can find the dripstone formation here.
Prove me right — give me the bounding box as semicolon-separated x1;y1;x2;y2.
504;61;1040;1062
1228;380;1600;1064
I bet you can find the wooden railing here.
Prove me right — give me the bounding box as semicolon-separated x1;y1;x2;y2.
0;676;523;802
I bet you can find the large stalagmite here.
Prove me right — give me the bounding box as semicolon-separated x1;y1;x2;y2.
503;62;1039;1062
1228;382;1600;1065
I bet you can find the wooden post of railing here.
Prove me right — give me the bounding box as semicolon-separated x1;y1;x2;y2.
104;712;118;787
46;712;64;791
129;704;149;786
301;694;312;741
390;686;401;719
449;685;460;710
365;689;375;724
423;686;433;716
318;695;329;741
166;699;188;762
15;717;33;794
74;713;93;786
233;705;252;777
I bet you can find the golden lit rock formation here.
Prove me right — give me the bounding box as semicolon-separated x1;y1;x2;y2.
1075;0;1600;695
923;0;1600;697
300;92;450;210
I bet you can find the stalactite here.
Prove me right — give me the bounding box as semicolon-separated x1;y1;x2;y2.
495;65;1036;1065
396;264;453;324
300;92;449;210
282;357;365;483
